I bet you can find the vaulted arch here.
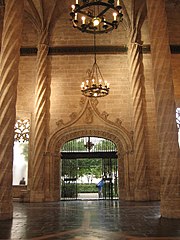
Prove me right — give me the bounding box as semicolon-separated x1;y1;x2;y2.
44;98;135;202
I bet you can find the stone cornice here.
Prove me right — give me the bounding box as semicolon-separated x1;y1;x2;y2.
20;45;127;56
19;45;180;56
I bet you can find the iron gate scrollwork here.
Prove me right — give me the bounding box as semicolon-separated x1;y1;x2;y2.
61;159;78;199
61;137;118;200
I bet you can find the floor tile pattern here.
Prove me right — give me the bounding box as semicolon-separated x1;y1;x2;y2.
0;200;179;239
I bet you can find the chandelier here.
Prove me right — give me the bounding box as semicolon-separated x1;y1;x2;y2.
70;0;123;34
81;33;110;97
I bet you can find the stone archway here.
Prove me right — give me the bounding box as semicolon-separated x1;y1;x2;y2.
44;98;134;201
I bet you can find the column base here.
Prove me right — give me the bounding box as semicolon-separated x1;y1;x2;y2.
45;190;60;202
30;190;44;202
119;189;134;201
134;188;150;201
160;198;180;218
0;202;13;220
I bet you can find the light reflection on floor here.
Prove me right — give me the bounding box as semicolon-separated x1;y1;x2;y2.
0;200;179;240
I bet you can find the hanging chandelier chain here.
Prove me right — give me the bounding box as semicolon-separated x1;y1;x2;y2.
70;0;123;97
93;32;97;64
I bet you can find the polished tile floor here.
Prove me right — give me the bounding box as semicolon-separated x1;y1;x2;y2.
0;200;180;240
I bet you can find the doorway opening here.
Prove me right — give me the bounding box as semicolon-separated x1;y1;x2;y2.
60;136;118;200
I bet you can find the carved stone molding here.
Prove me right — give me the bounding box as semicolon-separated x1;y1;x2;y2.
19;45;180;56
55;97;130;133
51;97;133;155
45;98;135;202
14;119;30;142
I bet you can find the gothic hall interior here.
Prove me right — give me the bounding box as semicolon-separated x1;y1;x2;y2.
0;0;180;239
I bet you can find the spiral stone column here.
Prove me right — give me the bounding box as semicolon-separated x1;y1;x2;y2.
31;30;49;202
146;0;180;218
128;35;149;200
0;0;24;219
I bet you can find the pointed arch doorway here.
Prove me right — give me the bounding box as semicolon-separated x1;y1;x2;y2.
61;136;118;200
45;99;134;202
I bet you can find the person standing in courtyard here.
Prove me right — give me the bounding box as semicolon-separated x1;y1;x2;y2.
96;177;104;198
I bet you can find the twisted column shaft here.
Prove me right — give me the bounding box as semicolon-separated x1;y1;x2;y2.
146;0;180;218
31;31;49;201
128;38;149;200
0;0;24;219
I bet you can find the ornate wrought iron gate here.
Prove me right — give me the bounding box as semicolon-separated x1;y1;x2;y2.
61;137;118;200
102;158;118;200
61;159;78;200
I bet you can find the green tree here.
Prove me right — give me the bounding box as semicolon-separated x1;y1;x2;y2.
94;139;116;151
62;138;86;152
77;158;102;178
61;137;117;180
20;142;29;162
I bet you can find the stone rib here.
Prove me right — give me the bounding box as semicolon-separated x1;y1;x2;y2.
128;37;148;197
32;34;49;192
0;0;24;219
146;0;179;198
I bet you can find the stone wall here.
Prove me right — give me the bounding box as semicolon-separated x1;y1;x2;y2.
12;186;27;198
14;1;180;202
16;48;163;201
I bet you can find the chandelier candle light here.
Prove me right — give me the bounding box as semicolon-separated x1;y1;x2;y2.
70;0;123;97
70;0;123;34
81;33;110;97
